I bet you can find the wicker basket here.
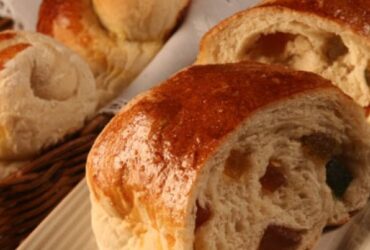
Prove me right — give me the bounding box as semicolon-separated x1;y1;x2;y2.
0;16;114;249
0;114;113;250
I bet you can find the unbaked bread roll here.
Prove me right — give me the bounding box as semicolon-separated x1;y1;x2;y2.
37;0;190;106
86;62;370;250
0;31;97;161
197;0;370;116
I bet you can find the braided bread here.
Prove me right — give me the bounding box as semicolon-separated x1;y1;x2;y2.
37;0;190;106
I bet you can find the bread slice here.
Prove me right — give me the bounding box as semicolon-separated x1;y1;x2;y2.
86;62;370;250
197;0;370;118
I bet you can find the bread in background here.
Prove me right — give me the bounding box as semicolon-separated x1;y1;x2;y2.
197;0;370;119
0;31;97;163
37;0;190;107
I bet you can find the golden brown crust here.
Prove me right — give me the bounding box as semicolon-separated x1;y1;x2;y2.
0;43;30;70
37;0;93;47
37;0;85;36
37;0;191;107
259;0;370;37
200;0;370;56
86;62;339;227
38;0;191;40
274;0;368;36
0;32;16;42
37;0;98;83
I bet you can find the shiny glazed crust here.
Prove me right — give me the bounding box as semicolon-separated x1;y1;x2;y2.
259;0;370;37
87;62;370;249
202;0;370;46
37;0;190;40
86;62;337;226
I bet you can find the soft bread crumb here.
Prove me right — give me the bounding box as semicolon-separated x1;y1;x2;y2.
197;7;370;108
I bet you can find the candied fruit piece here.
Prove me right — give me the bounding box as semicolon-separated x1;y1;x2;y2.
259;225;305;250
195;201;212;231
224;150;249;179
325;35;348;63
248;32;296;59
260;161;286;193
301;133;340;160
326;157;353;198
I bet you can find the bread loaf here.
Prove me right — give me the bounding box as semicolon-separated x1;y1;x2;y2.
197;0;370;117
86;62;370;250
37;0;190;106
0;31;97;161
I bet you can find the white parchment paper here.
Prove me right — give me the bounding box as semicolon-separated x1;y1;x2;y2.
5;0;370;249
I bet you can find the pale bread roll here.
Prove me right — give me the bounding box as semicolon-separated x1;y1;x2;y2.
0;31;97;161
87;62;370;250
37;0;190;106
197;0;370;117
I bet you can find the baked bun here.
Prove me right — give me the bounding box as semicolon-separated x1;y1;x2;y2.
0;31;97;161
37;0;190;106
197;0;370;116
86;62;370;250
